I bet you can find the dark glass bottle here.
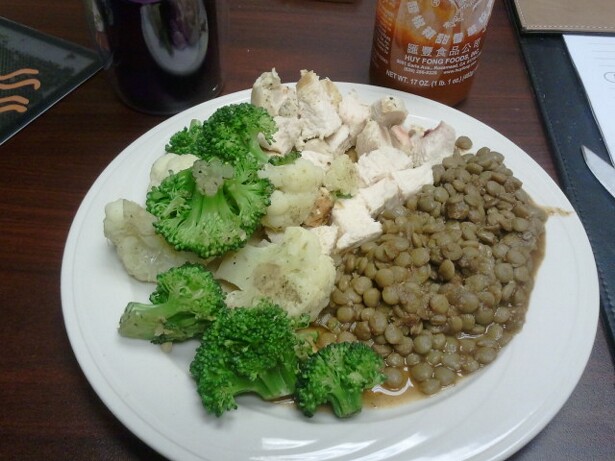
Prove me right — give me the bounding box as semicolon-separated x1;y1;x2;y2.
85;0;223;115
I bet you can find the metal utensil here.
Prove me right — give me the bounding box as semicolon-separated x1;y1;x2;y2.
581;145;615;199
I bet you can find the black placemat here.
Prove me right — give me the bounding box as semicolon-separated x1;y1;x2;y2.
506;1;615;354
0;17;102;145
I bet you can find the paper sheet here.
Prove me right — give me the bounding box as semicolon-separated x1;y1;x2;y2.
564;34;615;164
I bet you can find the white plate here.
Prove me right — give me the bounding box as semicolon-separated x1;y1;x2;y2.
61;83;599;461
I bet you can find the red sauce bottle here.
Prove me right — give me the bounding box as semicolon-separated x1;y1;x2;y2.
369;0;495;106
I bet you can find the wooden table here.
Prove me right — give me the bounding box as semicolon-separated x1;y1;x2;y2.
1;1;613;459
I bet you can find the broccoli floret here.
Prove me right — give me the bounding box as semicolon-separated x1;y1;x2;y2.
118;263;226;344
197;102;277;165
267;150;301;166
190;299;307;417
164;103;276;165
145;157;273;259
165;119;204;155
295;342;386;418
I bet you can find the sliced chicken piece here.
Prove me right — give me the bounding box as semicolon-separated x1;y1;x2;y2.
308;224;340;256
391;121;456;166
370;96;408;127
251;68;299;117
259;114;302;155
332;196;383;251
391;163;434;199
321;78;343;106
297;124;353;157
297;137;326;154
359;177;400;216
325;124;354;156
355;119;393;156
390;124;422;154
296;70;343;141
419;121;457;164
300;149;335;171
338;90;371;139
356;146;414;186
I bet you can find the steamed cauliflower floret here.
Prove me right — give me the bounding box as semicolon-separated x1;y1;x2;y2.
262;190;319;230
323;155;359;196
103;199;202;282
215;226;336;321
258;158;325;230
148;153;199;189
260;157;325;193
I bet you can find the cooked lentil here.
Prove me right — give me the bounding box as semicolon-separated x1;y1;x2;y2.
316;144;547;399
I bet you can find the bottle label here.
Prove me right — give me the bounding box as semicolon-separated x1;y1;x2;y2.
370;0;495;105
